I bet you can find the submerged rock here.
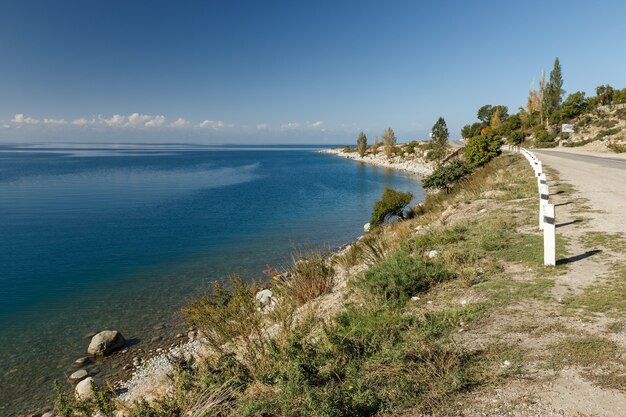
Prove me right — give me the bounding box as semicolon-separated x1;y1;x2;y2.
74;356;90;365
75;377;95;400
69;369;89;382
88;330;125;356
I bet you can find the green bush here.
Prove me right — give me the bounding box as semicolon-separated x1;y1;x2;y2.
507;130;525;145
596;127;622;139
533;125;556;143
369;188;413;228
613;88;626;104
357;250;455;305
422;160;471;193
464;134;502;168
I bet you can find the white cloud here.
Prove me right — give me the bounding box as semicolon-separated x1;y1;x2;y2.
169;118;189;128
103;114;126;126
256;123;269;130
127;113;153;126
2;124;11;129
12;113;40;124
198;119;225;129
43;118;67;125
309;121;324;128
145;115;166;127
71;118;91;126
280;122;300;130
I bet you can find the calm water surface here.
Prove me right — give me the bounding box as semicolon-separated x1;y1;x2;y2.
0;144;424;415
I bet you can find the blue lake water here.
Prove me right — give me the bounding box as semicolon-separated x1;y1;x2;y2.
0;143;424;415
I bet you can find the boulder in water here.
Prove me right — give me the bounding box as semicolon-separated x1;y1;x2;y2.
88;330;125;356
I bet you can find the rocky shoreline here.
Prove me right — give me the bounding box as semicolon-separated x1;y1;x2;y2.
319;147;435;177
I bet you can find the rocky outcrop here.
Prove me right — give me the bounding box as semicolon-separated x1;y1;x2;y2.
88;330;125;356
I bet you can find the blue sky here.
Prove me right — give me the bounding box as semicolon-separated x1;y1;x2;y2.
1;0;625;144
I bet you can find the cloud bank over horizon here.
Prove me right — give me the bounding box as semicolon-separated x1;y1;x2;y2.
0;112;370;143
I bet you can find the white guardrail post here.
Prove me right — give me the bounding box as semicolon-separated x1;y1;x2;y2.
539;183;549;230
501;145;556;266
543;204;556;266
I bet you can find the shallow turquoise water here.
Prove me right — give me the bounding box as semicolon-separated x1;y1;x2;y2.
0;144;424;415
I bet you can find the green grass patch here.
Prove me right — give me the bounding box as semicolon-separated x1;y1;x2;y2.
580;231;626;253
477;276;554;306
355;250;455;306
547;336;619;371
564;266;626;318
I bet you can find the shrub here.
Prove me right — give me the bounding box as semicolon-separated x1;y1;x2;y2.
383;127;397;157
356;250;455;305
507;130;525;145
613;88;626;104
533;125;556;143
356;132;367;157
275;245;335;307
182;276;267;374
595;127;622;140
370;188;413;228
608;141;626;153
422;160;471;193
464;134;502;168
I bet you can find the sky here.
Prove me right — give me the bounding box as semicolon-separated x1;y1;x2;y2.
1;0;625;144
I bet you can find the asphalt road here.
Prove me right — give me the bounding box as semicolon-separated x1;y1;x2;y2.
533;148;626;234
535;149;626;171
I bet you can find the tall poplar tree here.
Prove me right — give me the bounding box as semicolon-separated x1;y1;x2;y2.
548;57;564;112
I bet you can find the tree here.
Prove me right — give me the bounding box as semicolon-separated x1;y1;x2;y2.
477;105;508;125
461;122;483;139
547;57;564;112
539;70;548;126
477;105;493;124
356;131;367;157
464;133;502;168
490;109;502;130
422;160;471;193
382;127;397;157
369;188;413;227
491;105;509;121
560;91;589;119
596;85;615;105
527;82;541;114
430;117;449;163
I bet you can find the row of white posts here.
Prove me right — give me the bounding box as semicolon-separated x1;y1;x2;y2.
502;145;556;266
